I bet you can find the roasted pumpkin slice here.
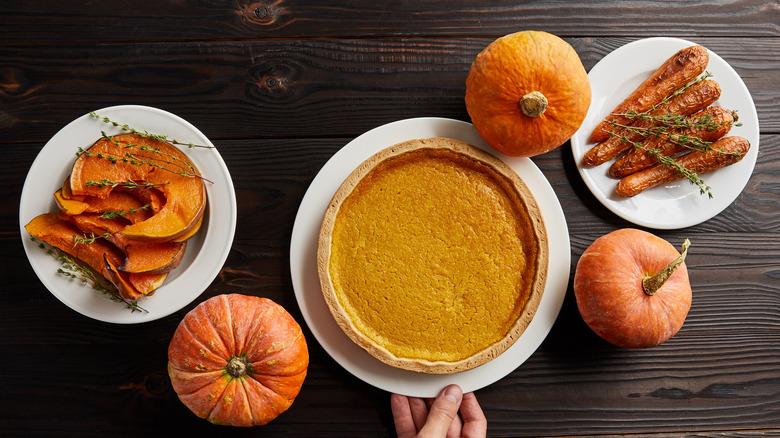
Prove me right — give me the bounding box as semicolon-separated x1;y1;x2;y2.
24;213;149;301
62;213;186;274
124;185;167;214
173;214;203;243
54;189;90;215
122;241;186;274
103;256;146;301
55;189;154;223
60;176;85;201
127;271;168;295
70;133;206;242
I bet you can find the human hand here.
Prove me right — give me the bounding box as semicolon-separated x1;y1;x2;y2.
390;384;487;438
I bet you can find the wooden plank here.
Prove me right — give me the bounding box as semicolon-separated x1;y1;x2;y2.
1;0;778;43
4;225;780;436
1;37;777;143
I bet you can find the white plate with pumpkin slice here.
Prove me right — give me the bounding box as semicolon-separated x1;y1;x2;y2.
290;117;570;398
571;37;759;229
19;105;236;324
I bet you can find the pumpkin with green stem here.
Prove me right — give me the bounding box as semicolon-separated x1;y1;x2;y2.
574;229;692;349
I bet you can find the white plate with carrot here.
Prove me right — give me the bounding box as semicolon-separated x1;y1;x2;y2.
571;37;759;229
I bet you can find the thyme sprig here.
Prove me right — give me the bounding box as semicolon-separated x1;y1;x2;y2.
78;114;214;184
100;204;151;220
101;131;197;174
615;111;741;140
606;106;741;184
73;232;104;247
607;70;741;157
89;112;213;149
643;147;714;198
86;179;168;190
608;116;734;156
76;139;213;184
650;71;714;112
32;237;148;313
608;131;714;198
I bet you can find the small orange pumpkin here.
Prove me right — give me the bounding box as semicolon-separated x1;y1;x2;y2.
465;31;591;157
573;229;692;349
168;294;308;426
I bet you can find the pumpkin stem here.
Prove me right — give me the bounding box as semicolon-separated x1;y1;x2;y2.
226;356;250;379
519;91;548;117
642;239;691;296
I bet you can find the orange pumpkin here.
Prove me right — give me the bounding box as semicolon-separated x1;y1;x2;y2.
168;294;308;426
573;229;692;349
465;31;591;157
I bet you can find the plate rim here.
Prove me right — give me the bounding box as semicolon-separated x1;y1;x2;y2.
19;104;237;324
289;116;570;397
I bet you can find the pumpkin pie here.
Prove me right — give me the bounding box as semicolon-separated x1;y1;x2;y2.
317;137;548;374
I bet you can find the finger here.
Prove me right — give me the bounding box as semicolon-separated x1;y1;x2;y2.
421;396;464;438
390;394;418;438
460;392;488;438
418;385;463;437
423;396;459;436
445;411;463;438
408;395;430;431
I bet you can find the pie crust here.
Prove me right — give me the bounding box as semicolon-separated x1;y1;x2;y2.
317;137;548;374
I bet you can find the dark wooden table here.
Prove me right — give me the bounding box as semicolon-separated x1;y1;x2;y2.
2;2;779;437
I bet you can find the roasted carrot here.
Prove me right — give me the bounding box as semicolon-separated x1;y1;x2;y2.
615;136;749;197
582;79;721;166
588;45;709;144
608;106;737;178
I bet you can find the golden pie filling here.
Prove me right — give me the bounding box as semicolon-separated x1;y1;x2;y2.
318;137;548;374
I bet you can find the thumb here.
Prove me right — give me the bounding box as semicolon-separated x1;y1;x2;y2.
418;385;463;437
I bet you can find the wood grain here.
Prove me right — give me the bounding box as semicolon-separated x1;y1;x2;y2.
2;2;779;436
1;38;778;142
1;1;778;42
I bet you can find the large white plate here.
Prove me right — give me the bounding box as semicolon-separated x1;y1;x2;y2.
19;105;236;324
290;117;569;397
571;37;759;229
